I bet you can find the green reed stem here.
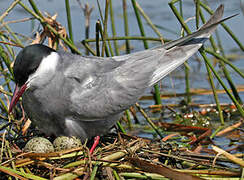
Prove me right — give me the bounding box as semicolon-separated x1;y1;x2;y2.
0;42;13;76
120;172;165;179
210;125;223;139
205;62;224;124
83;38;170;57
131;0;162;105
0;0;23;48
221;62;243;104
5;141;18;180
98;2;127;132
0;49;12;94
136;2;163;38
105;5;114;56
96;0;113;57
96;20;100;56
131;0;148;49
81;40;96;56
205;49;244;78
184;63;190;104
122;0;130;54
168;1;191;34
179;0;183;19
0;0;21;22
102;0;112;57
1;26;23;49
0;95;8;114
109;0;119;56
82;36;170;56
0;35;15;60
65;0;73;42
28;0;44;18
97;22;110;57
0;84;12;96
125;109;132;130
0;50;12;106
215;25;242;104
96;0;109;57
169;2;244;119
135;103;163;139
0;165;47;180
19;1;81;54
200;1;244;51
119;1;132;129
180;1;191;104
199;8;218;51
169;1;192;104
97;19;125;133
152;85;162;105
90;154;101;180
200;48;244;117
217;32;243;104
117;121;126;134
112;170;120;180
199;5;242;104
96;0;103;20
83;36;169;43
94;6;126;132
198;7;224;124
90;165;98;180
195;0;200;29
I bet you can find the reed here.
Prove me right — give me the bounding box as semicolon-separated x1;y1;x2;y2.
65;0;74;43
0;0;243;179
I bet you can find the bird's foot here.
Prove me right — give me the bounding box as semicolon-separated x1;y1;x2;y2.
89;136;100;155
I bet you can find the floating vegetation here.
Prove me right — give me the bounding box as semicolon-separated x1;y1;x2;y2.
0;0;243;179
0;132;243;179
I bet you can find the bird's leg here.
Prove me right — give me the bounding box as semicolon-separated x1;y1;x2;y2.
89;136;100;155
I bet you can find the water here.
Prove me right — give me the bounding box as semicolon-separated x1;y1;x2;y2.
0;1;243;150
1;0;243;97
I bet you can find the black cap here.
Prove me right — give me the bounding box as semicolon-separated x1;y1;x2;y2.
13;44;56;86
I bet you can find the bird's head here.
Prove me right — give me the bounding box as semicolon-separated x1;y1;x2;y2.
9;44;58;113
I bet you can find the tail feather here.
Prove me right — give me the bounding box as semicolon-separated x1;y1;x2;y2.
162;5;225;50
149;4;235;86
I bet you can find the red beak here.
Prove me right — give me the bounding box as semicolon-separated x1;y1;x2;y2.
9;84;27;114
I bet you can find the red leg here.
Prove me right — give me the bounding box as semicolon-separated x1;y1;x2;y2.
89;136;100;155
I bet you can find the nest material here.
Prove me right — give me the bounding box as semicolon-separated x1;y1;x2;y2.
0;131;242;179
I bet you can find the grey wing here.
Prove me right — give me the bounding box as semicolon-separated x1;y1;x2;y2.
63;4;226;119
112;5;225;87
63;49;165;118
149;4;225;85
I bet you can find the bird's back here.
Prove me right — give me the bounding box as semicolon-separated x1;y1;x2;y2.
22;4;227;140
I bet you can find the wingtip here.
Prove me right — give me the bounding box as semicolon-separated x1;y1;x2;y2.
161;4;235;50
201;4;224;29
201;4;238;32
218;4;224;11
216;4;224;17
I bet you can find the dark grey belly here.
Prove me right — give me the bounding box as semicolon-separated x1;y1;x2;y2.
22;92;121;141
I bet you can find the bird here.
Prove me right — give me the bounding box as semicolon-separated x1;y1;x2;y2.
9;5;232;142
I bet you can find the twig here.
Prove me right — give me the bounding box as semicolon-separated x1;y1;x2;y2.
0;17;34;30
0;0;22;22
135;103;163;138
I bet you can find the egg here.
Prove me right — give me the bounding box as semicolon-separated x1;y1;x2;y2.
24;137;54;153
53;136;82;151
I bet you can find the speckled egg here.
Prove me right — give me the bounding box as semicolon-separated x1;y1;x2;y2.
53;136;82;151
24;137;54;153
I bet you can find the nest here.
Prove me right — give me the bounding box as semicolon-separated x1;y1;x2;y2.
0;129;242;179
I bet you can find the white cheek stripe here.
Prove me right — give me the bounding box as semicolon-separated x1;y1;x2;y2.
37;52;59;74
27;52;59;85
